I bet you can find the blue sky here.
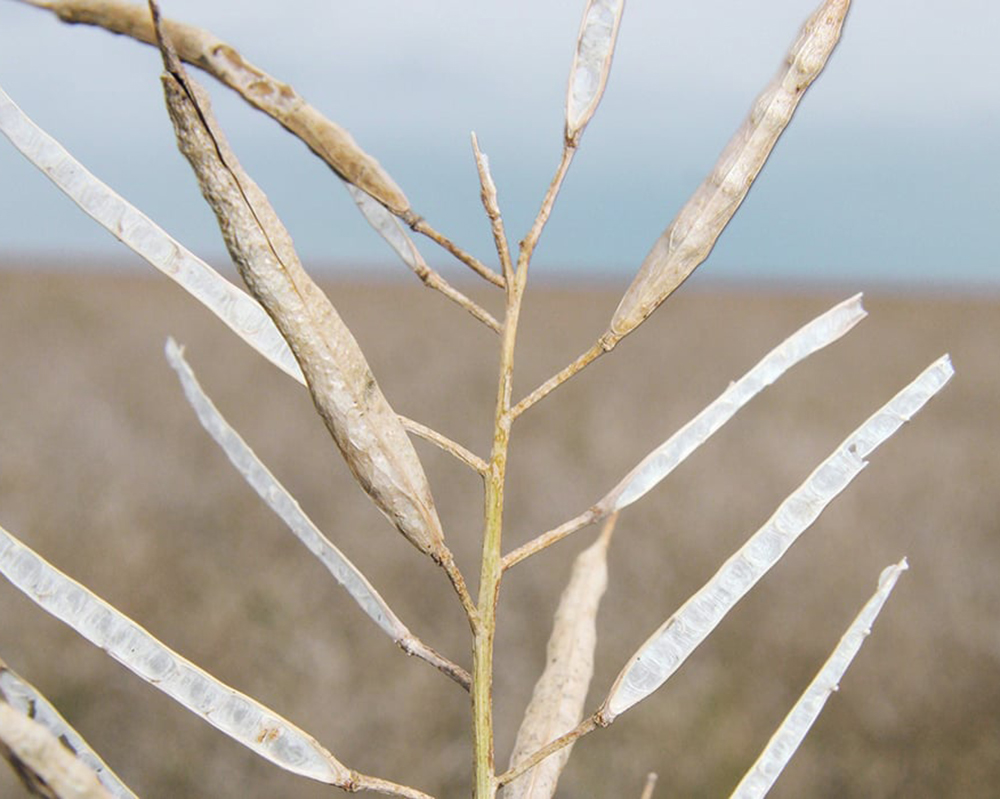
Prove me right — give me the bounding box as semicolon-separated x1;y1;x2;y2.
1;0;997;289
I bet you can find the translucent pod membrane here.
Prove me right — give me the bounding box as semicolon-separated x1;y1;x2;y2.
0;526;352;785
0;662;137;798
166;340;470;690
348;183;425;274
600;294;867;513
602;355;952;720
565;0;626;142
0;83;304;386
730;559;909;799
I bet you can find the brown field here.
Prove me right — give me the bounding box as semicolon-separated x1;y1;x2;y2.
0;268;997;797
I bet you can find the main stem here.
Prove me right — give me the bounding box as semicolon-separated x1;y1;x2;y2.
471;142;575;798
472;280;522;799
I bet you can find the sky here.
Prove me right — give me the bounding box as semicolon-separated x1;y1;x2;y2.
0;0;997;290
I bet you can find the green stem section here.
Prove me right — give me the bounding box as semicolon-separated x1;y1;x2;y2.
471;141;577;798
472;289;520;798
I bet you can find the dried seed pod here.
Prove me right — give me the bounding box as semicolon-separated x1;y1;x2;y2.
0;702;114;799
565;0;626;144
731;559;908;798
1;660;137;799
42;0;411;215
167;340;471;690
602;355;952;721
0;525;354;786
503;519;614;798
606;0;851;345
0;82;304;386
154;16;447;560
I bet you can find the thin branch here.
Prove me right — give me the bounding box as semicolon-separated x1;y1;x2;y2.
409;215;506;288
400;416;489;476
516;143;577;280
347;183;501;332
512;340;608;419
24;0;497;288
439;551;481;633
640;772;659;799
496;713;603;789
502;507;600;572
352;773;437;799
471;132;514;286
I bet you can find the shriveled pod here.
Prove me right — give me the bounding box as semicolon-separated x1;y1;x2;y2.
0;702;114;799
153;14;447;561
565;0;626;144
1;659;137;799
41;0;411;216
606;0;851;345
503;518;614;798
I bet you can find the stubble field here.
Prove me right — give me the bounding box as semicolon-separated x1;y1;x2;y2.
0;267;997;797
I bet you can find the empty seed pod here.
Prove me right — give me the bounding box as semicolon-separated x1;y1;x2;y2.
602;355;952;721
565;0;626;144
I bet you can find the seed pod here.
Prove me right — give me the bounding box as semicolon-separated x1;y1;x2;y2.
731;559;908;798
504;519;614;798
606;0;851;345
565;0;626;144
1;660;137;799
0;702;114;799
0;524;353;786
154;16;446;560
601;355;952;721
44;0;411;216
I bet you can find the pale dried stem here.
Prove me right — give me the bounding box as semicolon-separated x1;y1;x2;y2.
471;132;514;285
400;416;489;475
496;714;603;789
352;773;437;799
26;0;499;288
409;216;505;288
399;635;472;691
640;773;659;799
512;340;607;419
502;507;600;571
516;143;577;279
440;551;481;632
417;268;501;333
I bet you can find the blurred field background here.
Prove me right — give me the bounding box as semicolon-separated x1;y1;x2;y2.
0;267;996;797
